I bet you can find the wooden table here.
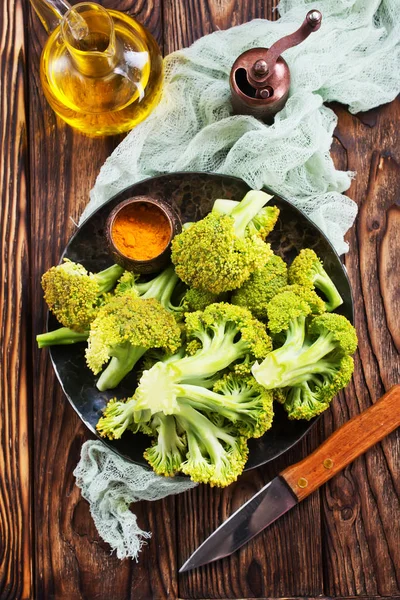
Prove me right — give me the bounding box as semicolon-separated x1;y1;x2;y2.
1;1;399;599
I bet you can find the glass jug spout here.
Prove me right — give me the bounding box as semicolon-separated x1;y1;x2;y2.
29;0;89;37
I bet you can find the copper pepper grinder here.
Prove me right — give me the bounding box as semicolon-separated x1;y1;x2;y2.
230;10;322;123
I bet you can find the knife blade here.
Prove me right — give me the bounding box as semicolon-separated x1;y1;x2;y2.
179;476;297;572
179;384;400;573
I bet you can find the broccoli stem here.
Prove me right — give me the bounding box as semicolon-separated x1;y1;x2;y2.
254;333;337;389
176;404;235;463
94;264;124;294
231;190;272;238
96;344;147;391
37;327;89;348
177;385;256;421
314;273;343;312
176;332;245;382
141;266;180;307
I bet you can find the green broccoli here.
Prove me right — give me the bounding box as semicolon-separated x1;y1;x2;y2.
36;326;89;348
86;295;181;391
212;198;280;240
288;248;343;312
133;303;272;415
231;254;288;319
252;291;357;419
41;259;123;331
171;190;274;293
115;265;184;314
179;288;221;312
97;372;272;486
276;356;355;420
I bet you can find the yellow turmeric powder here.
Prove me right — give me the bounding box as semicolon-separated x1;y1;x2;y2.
112;203;171;260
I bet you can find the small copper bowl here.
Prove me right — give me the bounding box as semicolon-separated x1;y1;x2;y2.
106;196;182;274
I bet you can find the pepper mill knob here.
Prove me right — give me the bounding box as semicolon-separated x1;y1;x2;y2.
230;10;322;123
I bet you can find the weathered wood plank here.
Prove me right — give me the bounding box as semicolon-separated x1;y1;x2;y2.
27;2;177;599
163;0;279;54
321;101;400;597
0;1;32;598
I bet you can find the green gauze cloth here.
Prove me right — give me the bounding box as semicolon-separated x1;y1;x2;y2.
75;0;400;560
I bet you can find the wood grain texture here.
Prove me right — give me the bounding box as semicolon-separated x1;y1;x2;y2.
163;0;279;54
321;100;400;598
178;427;324;599
27;2;176;599
0;1;32;598
281;385;400;501
2;0;398;598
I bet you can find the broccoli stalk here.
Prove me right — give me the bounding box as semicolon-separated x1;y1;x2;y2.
96;344;148;391
171;190;274;293
36;327;89;348
115;265;184;314
93;264;126;294
288;249;343;312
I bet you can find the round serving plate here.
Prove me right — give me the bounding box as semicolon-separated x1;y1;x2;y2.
49;172;353;470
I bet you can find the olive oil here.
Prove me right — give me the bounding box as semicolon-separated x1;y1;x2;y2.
34;2;163;136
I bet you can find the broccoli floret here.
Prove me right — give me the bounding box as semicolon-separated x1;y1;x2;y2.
252;295;357;418
288;249;343;312
180;288;221;312
134;303;272;415
171;191;274;293
277;355;355;420
36;326;89;348
280;284;326;316
41;259;123;331
176;404;249;487
115;265;184;315
144;413;187;476
231;254;288;319
96;396;153;439
86;296;181;391
213;198;280;240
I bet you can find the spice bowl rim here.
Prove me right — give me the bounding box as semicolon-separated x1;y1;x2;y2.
105;195;181;273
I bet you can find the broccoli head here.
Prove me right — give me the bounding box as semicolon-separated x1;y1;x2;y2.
171;190;274;293
41;259;123;331
86;295;181;391
231;254;288;319
288;248;343;312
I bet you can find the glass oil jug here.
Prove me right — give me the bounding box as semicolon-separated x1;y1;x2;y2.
30;0;163;136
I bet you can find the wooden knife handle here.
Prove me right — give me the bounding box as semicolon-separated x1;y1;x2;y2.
280;385;400;501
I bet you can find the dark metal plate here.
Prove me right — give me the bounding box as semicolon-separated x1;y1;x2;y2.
48;172;353;470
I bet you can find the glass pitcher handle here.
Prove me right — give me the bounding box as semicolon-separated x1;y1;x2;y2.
29;0;88;38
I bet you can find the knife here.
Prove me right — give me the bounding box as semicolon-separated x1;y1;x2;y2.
179;385;400;573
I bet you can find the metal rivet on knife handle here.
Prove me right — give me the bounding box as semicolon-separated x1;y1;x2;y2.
297;477;308;488
279;385;400;502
